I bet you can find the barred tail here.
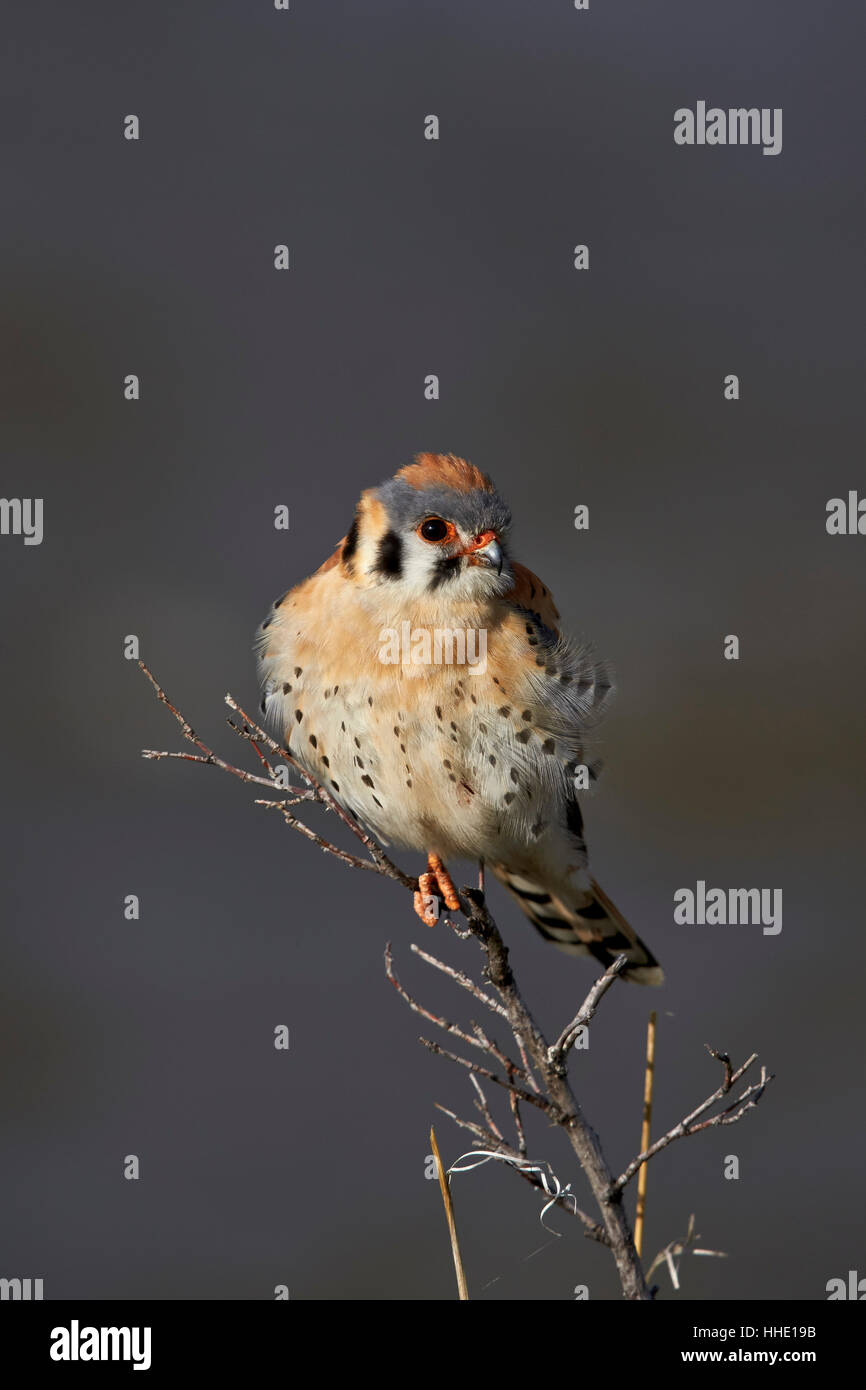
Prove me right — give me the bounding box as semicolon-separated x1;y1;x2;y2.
495;868;663;985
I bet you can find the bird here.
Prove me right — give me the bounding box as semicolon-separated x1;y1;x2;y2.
255;453;662;983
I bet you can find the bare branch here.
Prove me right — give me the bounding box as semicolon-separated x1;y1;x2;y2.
549;954;629;1065
385;945;525;1073
609;1052;774;1195
420;1038;555;1114
409;943;508;1019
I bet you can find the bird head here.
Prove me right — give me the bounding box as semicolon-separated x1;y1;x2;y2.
341;453;513;602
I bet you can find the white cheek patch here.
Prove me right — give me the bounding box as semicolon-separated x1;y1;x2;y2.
399;534;442;596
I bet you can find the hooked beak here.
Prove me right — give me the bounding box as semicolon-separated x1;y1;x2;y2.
460;530;503;574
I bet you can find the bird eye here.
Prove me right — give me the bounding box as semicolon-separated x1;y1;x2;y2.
418;517;452;544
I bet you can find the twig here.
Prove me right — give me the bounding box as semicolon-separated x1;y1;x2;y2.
610;1050;773;1196
633;1010;657;1258
385;945;526;1076
549;955;628;1065
430;1126;468;1300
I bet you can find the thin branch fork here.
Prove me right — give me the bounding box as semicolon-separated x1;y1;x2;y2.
608;1048;774;1197
549;955;629;1067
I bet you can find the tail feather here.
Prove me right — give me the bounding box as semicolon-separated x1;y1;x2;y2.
495;868;663;985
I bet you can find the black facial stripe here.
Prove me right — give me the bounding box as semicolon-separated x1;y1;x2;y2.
428;553;462;589
374;529;403;577
342;516;359;569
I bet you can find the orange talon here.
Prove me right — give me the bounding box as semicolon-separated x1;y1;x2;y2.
412;855;461;927
414;871;440;927
427;853;461;912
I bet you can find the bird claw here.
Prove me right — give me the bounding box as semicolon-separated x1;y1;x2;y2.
414;873;440;927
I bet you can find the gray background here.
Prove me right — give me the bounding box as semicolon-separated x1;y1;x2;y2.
1;1;863;1300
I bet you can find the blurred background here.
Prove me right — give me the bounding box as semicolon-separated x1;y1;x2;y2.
0;1;863;1300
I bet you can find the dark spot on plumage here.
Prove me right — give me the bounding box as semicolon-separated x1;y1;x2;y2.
340;722;346;732
578;900;609;921
443;759;452;769
497;706;511;718
354;755;365;768
527;637;538;647
406;778;412;788
372;795;383;808
400;743;406;753
470;693;477;704
479;722;487;734
368;696;374;707
448;774;456;782
450;721;457;732
393;726;400;736
273;590;290;607
261;616;272;631
435;706;442;719
294;709;303;723
260;697;267;713
361;774;375;788
354;737;361;748
334;685;339;694
282;682;291;694
529;582;536;598
451;734;458;743
324;688;331;699
342;516;359;569
516;728;531;744
375;529;403;577
330;780;340;792
525;623;534;635
560;674;572;685
542;738;556;754
460;780;475;795
535;657;546;667
531;819;545;837
510;768;520;784
521;709;532;721
488;754;496;765
294;667;302;678
504;792;515;805
322;756;330;768
492;676;501;686
308;735;317;748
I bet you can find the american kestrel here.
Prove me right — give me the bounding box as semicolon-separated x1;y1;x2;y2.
256;454;662;983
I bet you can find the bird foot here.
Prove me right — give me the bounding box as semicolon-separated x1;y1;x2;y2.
412;853;461;927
